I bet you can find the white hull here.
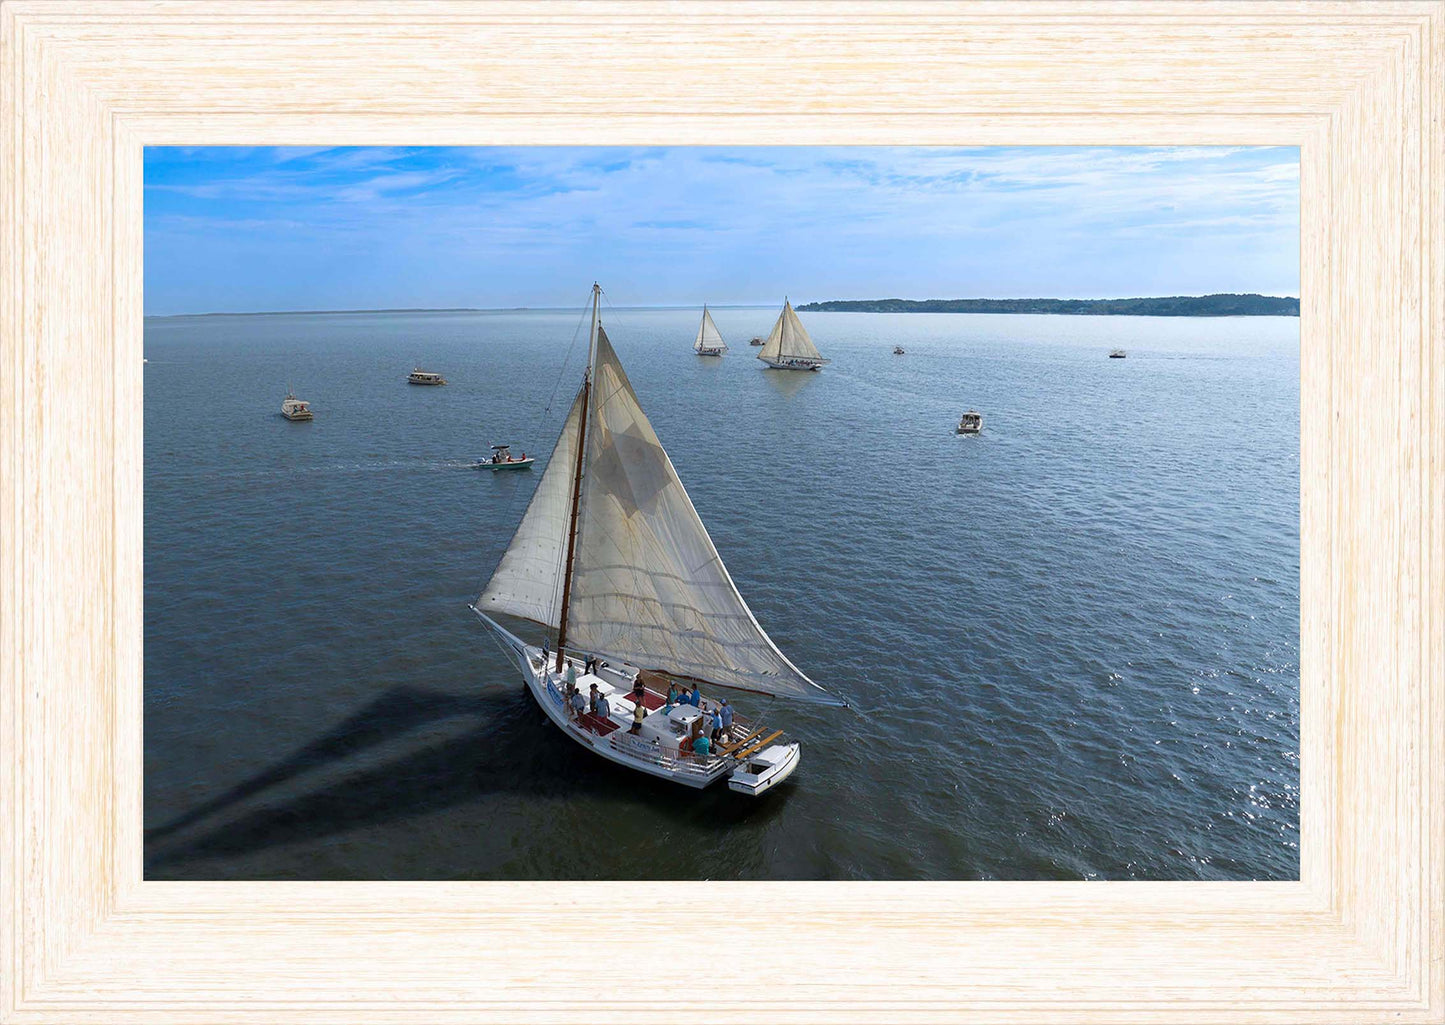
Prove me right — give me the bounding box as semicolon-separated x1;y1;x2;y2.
473;610;800;795
759;356;827;371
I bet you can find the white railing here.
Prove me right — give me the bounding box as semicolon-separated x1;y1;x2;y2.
607;731;727;776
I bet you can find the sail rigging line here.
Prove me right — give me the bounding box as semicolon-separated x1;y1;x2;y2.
475;289;594;652
535;291;596;653
553;283;600;671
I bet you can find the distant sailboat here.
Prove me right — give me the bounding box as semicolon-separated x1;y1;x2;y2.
693;304;728;356
757;299;829;371
472;283;843;796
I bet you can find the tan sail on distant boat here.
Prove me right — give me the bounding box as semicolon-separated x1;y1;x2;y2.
757;299;829;371
473;283;843;797
693;304;728;356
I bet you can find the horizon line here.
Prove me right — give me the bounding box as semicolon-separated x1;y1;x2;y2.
145;292;1303;319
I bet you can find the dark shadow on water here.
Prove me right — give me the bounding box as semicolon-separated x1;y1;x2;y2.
145;686;492;843
145;684;790;875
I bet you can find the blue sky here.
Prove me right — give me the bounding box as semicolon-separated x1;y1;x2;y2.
144;146;1299;315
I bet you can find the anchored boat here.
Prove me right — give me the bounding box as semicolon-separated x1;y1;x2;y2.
957;410;983;434
408;367;447;385
693;304;728;356
757;299;829;371
1108;349;1127;359
473;283;844;796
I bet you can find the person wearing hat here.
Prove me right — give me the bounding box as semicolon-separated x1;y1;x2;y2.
720;698;734;743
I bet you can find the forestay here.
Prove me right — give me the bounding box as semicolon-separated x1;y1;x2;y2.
693;307;727;352
758;300;823;362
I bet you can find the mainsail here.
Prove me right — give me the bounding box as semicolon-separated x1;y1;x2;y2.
478;292;841;707
693;306;727;353
757;299;824;363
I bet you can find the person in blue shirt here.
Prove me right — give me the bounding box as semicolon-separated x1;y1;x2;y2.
596;694;610;720
692;733;711;757
709;705;724;744
720;699;734;734
688;683;701;707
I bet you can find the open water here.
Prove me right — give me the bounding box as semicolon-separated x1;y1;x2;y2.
144;307;1299;880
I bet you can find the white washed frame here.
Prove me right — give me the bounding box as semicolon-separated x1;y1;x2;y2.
0;2;1441;1022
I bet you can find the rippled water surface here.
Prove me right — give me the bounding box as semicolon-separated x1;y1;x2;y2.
144;308;1300;880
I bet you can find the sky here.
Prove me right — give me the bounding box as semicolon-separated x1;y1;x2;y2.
143;146;1299;315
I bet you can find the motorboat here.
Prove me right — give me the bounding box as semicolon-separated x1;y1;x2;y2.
473;444;534;471
281;392;313;421
408;367;447;385
957;410;983;434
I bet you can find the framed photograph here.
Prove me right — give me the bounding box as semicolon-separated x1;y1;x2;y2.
2;2;1441;1022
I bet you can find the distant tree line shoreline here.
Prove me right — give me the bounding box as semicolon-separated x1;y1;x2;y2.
795;294;1299;317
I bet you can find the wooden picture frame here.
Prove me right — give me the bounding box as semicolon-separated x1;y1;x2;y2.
1;1;1441;1021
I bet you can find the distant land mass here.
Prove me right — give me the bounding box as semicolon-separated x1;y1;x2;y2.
796;294;1300;317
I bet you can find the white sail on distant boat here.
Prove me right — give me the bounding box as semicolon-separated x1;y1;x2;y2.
473;283;843;796
757;298;829;371
693;304;727;356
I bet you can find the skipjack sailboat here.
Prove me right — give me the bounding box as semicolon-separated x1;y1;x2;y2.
757;298;829;371
472;284;844;796
693;304;728;356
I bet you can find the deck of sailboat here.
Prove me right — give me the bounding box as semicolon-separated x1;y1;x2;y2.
526;648;769;771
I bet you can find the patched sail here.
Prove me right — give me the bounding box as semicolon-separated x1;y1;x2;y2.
693;306;727;353
476;389;584;628
566;329;838;704
758;300;824;362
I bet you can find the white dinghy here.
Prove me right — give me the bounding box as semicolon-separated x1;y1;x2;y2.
693;304;728;356
757;299;829;371
472;283;844;796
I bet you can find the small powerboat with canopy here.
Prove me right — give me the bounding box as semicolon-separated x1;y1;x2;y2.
473;444;533;471
280;392;313;421
472;284;845;796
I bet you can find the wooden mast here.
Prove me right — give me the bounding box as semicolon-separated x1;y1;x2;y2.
554;282;599;672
